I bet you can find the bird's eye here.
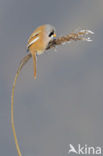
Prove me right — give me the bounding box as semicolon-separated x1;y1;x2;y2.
49;31;54;37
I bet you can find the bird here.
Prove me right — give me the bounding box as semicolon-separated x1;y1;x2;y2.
27;24;56;79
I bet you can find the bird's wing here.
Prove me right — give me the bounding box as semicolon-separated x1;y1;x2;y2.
27;30;41;50
28;30;41;41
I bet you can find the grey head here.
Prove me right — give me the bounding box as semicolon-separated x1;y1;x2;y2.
44;24;56;40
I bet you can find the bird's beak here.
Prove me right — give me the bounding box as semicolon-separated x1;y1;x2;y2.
53;33;56;37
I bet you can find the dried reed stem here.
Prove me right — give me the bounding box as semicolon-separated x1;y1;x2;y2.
11;53;31;156
11;29;94;156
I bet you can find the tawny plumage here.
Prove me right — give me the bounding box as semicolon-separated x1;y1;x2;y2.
27;24;56;79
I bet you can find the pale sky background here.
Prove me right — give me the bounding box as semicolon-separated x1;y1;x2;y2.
0;0;103;156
